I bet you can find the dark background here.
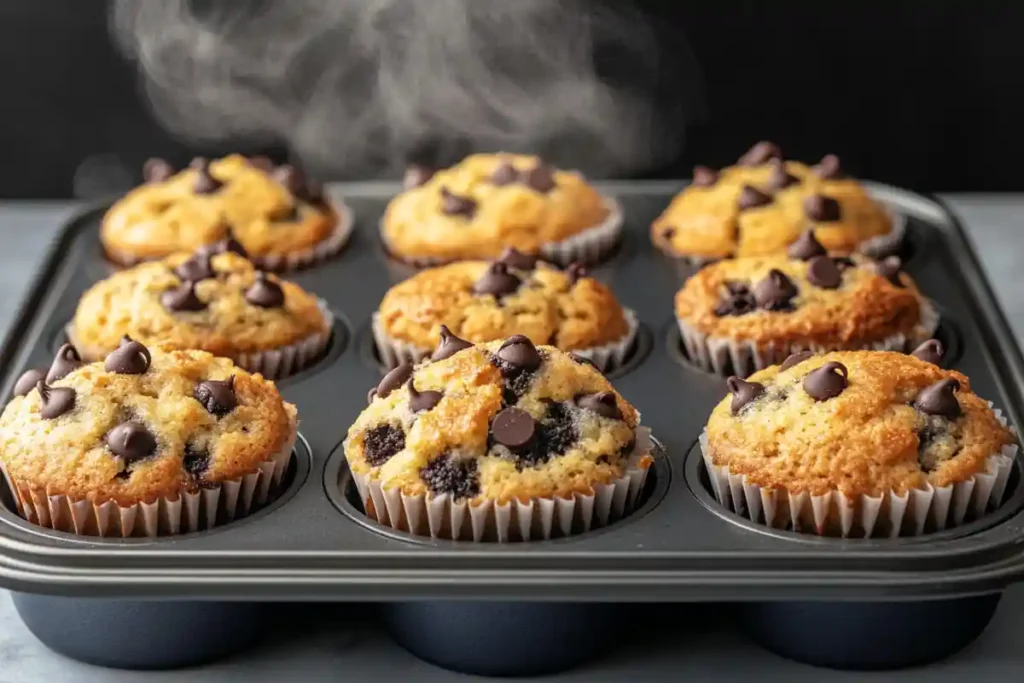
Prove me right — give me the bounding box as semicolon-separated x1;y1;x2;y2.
2;1;1022;198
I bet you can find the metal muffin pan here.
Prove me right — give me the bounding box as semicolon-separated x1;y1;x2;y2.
0;181;1023;674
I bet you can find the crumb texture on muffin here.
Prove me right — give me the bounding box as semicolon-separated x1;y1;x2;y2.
705;350;1016;498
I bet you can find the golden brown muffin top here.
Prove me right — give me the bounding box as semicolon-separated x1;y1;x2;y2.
345;336;643;503
101;154;337;261
70;250;328;359
706;350;1015;498
0;342;296;506
652;143;892;260
382;153;610;263
378;250;629;352
675;233;924;345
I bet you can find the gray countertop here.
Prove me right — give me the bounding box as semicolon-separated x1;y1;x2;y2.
0;195;1022;682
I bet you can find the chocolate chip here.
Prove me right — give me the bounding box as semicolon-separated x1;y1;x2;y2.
106;421;157;462
753;269;798;311
661;227;676;242
813;154;844;180
175;252;215;282
714;289;758;317
472;262;522;298
725;281;751;295
189;157;209;170
432;325;474;361
738;141;782;166
375;363;413;400
248;155;275;172
803;194;842;222
490;161;520;186
194;376;237;417
407;378;443;413
143;158;174;183
440;186;477;218
404;164;435;189
911;339;944;366
765;159;798;191
692;165;719;187
12;368;44;397
575;391;622;420
182;444;210;479
780;350;815;372
36;381;76;419
737;185;773;211
420;453;480;500
104;336;152;375
523;163;556;193
874;256;904;287
200;230;248;259
491;407;537;449
245;272;285;308
46;343;82;384
565;262;588;285
364;424;406;466
803;361;849;401
806;255;843;289
787;230;827;261
570;353;600;372
496;247;537;271
727;376;765;415
496;335;542;373
273;164;320;202
914;378;961;419
161;280;207;312
193;161;223;195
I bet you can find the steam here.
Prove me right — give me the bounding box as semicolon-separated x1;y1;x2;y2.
111;0;699;179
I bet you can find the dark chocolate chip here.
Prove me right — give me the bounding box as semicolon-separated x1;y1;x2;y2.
714;289;758;317
496;247;537;271
472;262;522;298
874;256;905;287
737;141;782;166
911;339;944;366
806;255;843;290
46;343;82;384
12;368;44;397
523;163;556;193
440;186;477;218
407;377;443;413
193;161;223;195
248;155;275;172
765;159;798;191
491;407;537;449
780;350;815;372
161;280;207;312
787;229;827;261
106;421;156;462
194;376;237;417
753;269;799;311
725;281;751;295
175;252;215;282
404;164;435;189
914;378;961;419
496;335;542;373
143;158;174;183
375;363;413;400
565;262;588;285
737;185;773;211
104;336;152;375
813;154;844;180
420;452;480;499
36;381;76;419
803;194;842;222
364;424;406;466
200;230;248;259
272;164;319;202
803;361;849;401
245;272;285;308
575;391;622;420
182;444;210;479
490;161;520;187
727;376;765;415
692;165;719;187
431;325;474;361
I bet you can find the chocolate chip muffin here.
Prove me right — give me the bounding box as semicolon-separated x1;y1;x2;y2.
68;249;332;379
703;350;1017;538
344;335;654;541
0;341;297;537
101;154;352;270
674;230;937;377
652;142;902;263
382;153;621;266
373;248;636;372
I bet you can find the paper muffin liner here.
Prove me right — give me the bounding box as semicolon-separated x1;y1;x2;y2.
104;199;353;272
372;308;639;374
676;297;940;378
380;196;623;268
0;412;297;538
350;427;654;542
699;408;1018;538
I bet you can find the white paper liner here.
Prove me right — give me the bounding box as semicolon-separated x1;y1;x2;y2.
351;427;654;542
699;408;1019;538
380;196;623;268
371;308;639;374
677;298;940;378
66;300;334;381
104;199;354;272
0;411;298;538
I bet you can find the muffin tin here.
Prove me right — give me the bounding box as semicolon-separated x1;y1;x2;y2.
0;181;1023;675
